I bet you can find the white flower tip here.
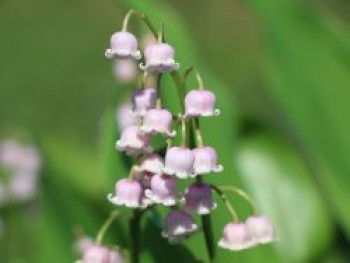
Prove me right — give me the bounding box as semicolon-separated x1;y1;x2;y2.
213;164;224;173
139;63;146;71
167;130;177;137
105;49;113;59
132;51;142;60
213;108;221;116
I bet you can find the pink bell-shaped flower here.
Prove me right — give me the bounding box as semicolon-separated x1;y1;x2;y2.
132;88;157;116
161;210;198;244
140;109;176;137
192;146;223;175
113;59;137;83
140;43;179;73
109;250;124;263
82;245;111;263
116;126;153;156
107;178;147;208
164;147;194;179
105;31;141;60
116;103;137;132
137;154;164;175
184;183;216;215
246;215;276;245
185;89;220;117
145;174;181;206
218;223;253;251
75;236;94;255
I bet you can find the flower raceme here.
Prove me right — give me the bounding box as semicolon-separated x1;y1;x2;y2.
92;9;277;261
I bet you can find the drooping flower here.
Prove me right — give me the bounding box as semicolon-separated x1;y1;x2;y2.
113;59;137;83
8;170;39;201
145;174;180;206
140;43;179;73
218;223;253;251
116;103;138;132
185;89;220;117
192;146;223;175
116;126;153;156
161;210;197;244
74;236;94;255
163;147;194;179
107;178;147;208
140;108;176;137
132;88;157;116
105;31;141;60
184;183;216;215
246;215;275;245
0;141;42;202
82;245;111;263
137;154;164;175
109;250;124;263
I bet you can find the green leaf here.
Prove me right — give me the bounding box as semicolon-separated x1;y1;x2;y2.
236;132;332;262
247;0;350;238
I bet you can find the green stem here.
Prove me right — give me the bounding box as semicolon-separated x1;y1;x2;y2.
130;209;142;263
210;185;239;223
201;214;216;262
194;117;204;147
170;71;186;112
219;186;258;214
122;10;158;37
95;211;119;245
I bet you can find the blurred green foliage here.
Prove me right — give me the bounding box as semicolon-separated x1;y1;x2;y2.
1;0;350;262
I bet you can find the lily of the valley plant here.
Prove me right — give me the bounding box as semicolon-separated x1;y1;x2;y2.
76;10;276;263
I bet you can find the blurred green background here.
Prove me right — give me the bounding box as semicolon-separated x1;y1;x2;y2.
1;0;350;262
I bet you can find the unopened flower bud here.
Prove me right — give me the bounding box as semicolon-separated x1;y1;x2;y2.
105;31;141;60
140;43;179;73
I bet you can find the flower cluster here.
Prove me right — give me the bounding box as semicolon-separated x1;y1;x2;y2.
83;10;276;261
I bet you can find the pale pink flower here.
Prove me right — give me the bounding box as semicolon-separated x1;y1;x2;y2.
105;31;141;60
192;146;223;175
116;103;137;132
140;109;176;137
140;43;179;73
246;215;276;244
116;126;153;156
132;88;157;116
161;210;197;243
185;90;220;117
164;147;194;179
107;178;147;208
184;183;216;215
218;223;253;251
137;154;164;175
145;174;180;206
113;59;137;83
